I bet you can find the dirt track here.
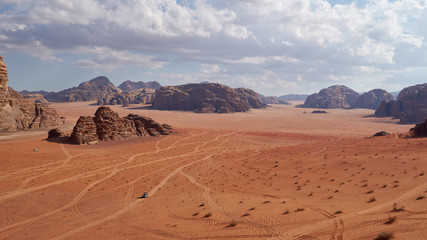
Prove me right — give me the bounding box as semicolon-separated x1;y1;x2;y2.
0;103;426;239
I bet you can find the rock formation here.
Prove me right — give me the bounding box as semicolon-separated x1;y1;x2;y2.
234;88;265;109
410;119;427;137
23;93;49;104
48;128;65;138
303;85;359;109
152;83;264;113
97;88;156;106
258;95;290;105
374;83;427;124
278;94;310;101
29;76;122;102
118;80;162;91
0;56;60;132
70;107;171;144
352;89;394;109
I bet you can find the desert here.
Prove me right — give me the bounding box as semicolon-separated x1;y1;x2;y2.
1;101;426;240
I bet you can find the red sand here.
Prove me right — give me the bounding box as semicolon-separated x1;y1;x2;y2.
0;102;426;240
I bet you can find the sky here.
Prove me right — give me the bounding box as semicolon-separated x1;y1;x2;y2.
1;0;427;96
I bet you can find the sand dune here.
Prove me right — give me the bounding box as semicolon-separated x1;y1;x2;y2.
0;102;425;239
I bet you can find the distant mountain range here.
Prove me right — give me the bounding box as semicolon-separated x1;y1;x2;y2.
20;77;162;104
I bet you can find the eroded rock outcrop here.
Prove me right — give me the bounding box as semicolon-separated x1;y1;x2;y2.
0;56;60;132
70;107;171;144
374;83;427;124
258;95;290;105
30;76;122;102
118;80;161;91
410;119;427;137
97;88;156;106
152;83;264;113
303;85;359;109
352;89;394;110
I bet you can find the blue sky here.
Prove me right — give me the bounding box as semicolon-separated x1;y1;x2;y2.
1;0;427;96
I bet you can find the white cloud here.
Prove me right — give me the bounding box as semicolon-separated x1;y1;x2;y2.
1;0;427;95
72;47;167;71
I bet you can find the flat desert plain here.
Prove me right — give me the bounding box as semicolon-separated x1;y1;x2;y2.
0;103;426;240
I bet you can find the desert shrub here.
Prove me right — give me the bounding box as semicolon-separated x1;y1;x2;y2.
227;220;238;227
384;216;396;225
416;196;425;200
391;203;405;212
241;213;250;217
374;232;394;240
199;203;205;207
203;212;212;218
368;196;376;203
282;209;290;215
295;208;305;212
193;212;199;216
334;210;343;214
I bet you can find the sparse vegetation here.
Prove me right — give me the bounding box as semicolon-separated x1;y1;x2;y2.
241;213;250;217
384;216;396;225
374;232;394;240
199;203;205;207
203;212;212;218
263;200;271;204
193;212;199;216
366;189;374;194
248;207;255;211
226;220;238;227
391;203;405;212
368;196;376;203
295;208;305;212
282;209;290;215
334;210;343;214
416;196;425;200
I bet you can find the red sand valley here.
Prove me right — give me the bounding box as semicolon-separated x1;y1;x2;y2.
0;103;426;239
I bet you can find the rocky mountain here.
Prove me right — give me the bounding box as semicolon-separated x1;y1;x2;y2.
352;89;394;109
258;94;290;105
97;88;156;106
118;80;161;91
22;93;49;104
152;83;264;113
70;106;171;144
0;56;59;132
302;85;360;109
278;94;309;101
21;76;122;102
375;83;427;124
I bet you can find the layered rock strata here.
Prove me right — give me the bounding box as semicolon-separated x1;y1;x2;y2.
374;83;427;123
152;83;264;113
303;85;359;109
70;107;171;144
0;56;59;132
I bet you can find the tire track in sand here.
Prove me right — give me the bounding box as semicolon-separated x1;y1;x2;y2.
48;132;235;240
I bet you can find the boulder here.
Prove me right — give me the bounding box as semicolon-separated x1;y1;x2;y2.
48;128;65;138
372;131;390;137
410;119;427;137
0;56;60;132
70;107;171;144
374;83;427;123
152;83;264;113
352;89;394;109
303;85;359;109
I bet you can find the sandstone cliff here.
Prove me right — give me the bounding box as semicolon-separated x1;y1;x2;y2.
410;119;427;137
258;94;290;105
374;83;427;124
152;83;264;113
36;76;122;102
70;106;171;144
118;80;161;91
0;56;59;132
97;88;156;106
303;85;359;109
352;89;394;110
